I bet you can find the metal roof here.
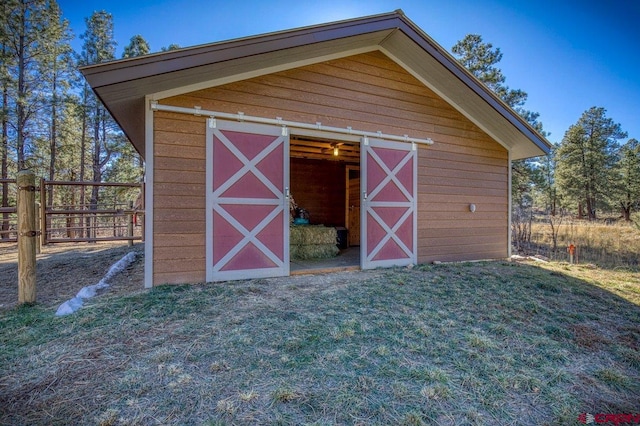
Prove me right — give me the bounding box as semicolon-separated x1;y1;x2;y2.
80;10;551;160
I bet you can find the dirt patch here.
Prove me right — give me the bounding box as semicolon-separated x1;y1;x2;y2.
0;242;144;310
570;324;612;349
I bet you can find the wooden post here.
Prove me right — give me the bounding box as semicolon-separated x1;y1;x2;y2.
17;170;36;304
140;182;145;242
40;177;47;246
128;200;134;247
35;202;41;254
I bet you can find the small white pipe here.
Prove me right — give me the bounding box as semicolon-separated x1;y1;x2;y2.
150;102;434;146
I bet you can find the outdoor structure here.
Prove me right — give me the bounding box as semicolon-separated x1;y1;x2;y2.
81;10;550;288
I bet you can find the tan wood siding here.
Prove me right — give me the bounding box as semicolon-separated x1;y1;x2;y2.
153;51;509;284
153;113;207;285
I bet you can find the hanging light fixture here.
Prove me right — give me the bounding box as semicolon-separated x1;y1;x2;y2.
333;144;339;156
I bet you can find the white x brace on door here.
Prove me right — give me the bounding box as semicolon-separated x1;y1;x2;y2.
361;137;417;269
206;120;290;282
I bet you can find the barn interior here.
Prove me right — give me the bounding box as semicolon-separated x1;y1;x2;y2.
289;135;361;272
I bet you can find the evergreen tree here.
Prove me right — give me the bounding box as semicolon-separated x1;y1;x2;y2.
0;0;14;239
122;34;150;58
555;107;626;220
38;0;74;206
4;0;55;170
614;138;640;221
160;43;180;52
79;10;117;238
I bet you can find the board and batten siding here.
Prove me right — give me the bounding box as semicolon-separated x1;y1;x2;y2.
152;50;508;285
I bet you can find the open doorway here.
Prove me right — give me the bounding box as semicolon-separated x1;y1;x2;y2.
289;135;360;272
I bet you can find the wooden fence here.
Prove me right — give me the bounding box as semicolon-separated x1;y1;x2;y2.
0;178;144;246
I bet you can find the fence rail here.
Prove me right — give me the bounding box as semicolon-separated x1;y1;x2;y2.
0;178;144;246
1;179;17;242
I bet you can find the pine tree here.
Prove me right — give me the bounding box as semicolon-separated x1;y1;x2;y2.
160;43;180;52
38;0;74;207
614;138;640;221
79;10;117;239
4;0;55;170
122;34;150;58
0;0;14;239
555;107;626;220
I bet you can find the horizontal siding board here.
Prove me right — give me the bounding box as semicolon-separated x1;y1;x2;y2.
154;270;206;285
154;257;205;274
418;194;507;206
155;130;205;148
418;211;507;221
154;182;206;196
422;234;506;247
155;157;205;172
418;203;507;214
154;246;206;260
155;208;204;222
155;220;204;234
418;251;507;263
423;166;506;183
419;184;506;198
154;114;205;134
420;218;507;229
421;159;507;175
154;233;204;248
419;241;507;256
421;176;507;190
155;143;205;159
419;227;506;238
155;169;204;184
155;195;205;209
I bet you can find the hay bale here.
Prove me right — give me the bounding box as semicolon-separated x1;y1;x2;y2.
290;225;337;245
291;244;339;260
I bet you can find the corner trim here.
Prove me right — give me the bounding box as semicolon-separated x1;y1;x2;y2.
144;95;154;289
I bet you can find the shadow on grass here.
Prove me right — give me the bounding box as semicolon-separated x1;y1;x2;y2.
1;260;639;425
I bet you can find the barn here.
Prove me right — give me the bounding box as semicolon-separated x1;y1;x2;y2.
81;10;550;288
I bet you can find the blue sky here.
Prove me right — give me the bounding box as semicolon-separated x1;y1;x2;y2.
58;0;640;145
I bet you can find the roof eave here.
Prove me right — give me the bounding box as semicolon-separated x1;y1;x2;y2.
80;10;551;161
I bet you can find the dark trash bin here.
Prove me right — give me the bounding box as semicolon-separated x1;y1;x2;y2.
335;227;348;249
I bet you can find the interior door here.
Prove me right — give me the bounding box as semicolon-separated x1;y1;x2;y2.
206;120;289;281
361;137;417;269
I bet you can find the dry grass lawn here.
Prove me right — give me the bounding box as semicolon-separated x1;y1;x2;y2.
0;244;639;425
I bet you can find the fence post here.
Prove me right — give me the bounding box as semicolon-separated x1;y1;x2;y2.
17;170;37;304
40;177;47;246
35;202;41;254
128;201;134;247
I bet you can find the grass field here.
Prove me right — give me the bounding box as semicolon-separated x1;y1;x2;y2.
1;259;639;425
528;218;640;268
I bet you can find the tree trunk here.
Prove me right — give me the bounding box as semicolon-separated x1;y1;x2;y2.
16;10;26;171
89;105;102;241
80;84;88;238
578;203;584;219
1;52;8;240
48;63;57;208
621;202;631;221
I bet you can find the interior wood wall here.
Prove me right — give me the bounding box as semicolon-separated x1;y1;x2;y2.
290;158;347;227
152;50;508;285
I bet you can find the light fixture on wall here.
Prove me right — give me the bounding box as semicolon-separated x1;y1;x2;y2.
469;203;477;213
332;144;339;156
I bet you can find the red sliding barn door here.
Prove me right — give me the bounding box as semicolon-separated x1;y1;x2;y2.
206;120;289;281
361;137;417;269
